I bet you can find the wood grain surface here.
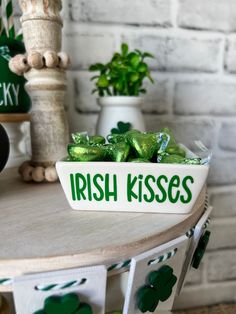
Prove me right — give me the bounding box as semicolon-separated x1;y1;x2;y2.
0;168;206;292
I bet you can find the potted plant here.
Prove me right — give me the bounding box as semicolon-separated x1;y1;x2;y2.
89;43;154;136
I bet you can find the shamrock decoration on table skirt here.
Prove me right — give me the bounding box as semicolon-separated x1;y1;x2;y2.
137;265;177;313
111;121;132;134
192;230;211;269
34;293;93;314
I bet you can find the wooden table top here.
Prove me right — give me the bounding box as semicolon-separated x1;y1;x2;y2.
0;168;206;286
0;113;30;123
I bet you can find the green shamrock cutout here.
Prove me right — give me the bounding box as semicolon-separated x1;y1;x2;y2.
192;230;211;269
34;293;93;314
137;265;177;313
111;121;132;134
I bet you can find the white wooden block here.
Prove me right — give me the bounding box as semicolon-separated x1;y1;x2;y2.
123;235;188;314
177;205;213;294
13;265;107;314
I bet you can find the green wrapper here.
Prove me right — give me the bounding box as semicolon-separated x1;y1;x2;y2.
67;128;203;165
68;144;106;161
160;127;176;146
107;142;130;162
107;133;125;144
129;158;151;163
159;154;201;165
89;135;106;145
166;145;186;157
126;132;158;160
159;154;185;164
71;132;89;144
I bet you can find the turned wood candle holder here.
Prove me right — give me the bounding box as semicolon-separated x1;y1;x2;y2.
9;0;70;183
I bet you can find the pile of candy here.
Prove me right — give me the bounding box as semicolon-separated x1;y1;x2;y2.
67;128;202;164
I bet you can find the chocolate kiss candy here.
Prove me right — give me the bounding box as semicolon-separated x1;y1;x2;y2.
89;135;105;145
71;132;89;144
159;154;185;164
160;127;176;146
166;145;186;157
44;293;80;314
160;154;201;165
107;133;125;144
68;144;106;161
108;142;130;162
128;133;158;160
129;158;151;163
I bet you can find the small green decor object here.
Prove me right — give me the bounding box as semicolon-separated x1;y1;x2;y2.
0;36;30;113
137;265;177;313
127;132;158;160
111;121;132;134
89;43;154;97
192;230;211;269
107;142;130;162
34;293;93;314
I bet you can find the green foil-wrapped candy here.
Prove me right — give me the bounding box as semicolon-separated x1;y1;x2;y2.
107;142;130;162
89;135;106;145
183;158;201;165
160;154;201;165
127;132;158;160
129;158;151;163
71;132;89;144
107;133;125;144
68;144;106;161
160;127;176;146
67;128;204;165
166;145;186;157
159;154;185;164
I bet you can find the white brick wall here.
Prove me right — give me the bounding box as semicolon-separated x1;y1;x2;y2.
61;0;236;308
70;0;172;26
8;0;235;310
123;32;223;72
178;0;236;32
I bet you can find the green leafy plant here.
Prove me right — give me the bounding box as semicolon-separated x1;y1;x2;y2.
89;43;154;97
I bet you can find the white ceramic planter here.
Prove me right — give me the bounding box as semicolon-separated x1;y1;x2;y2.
56;158;209;214
96;96;145;137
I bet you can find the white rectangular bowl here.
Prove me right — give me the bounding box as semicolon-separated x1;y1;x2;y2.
56;160;209;214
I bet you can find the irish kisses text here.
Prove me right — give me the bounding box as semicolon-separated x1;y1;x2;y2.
70;173;194;204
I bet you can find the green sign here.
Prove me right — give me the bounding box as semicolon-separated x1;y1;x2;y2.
0;36;31;113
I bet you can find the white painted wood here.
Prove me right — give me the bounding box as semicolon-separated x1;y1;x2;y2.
177;205;213;294
13;266;107;314
0;168;206;287
123;235;188;314
15;0;69;169
56;158;209;214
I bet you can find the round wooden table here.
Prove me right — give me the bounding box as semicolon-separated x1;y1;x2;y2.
0;167;206;313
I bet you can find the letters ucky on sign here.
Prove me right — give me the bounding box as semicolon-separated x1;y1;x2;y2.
0;83;20;106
